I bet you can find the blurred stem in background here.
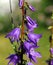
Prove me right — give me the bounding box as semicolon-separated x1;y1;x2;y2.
9;0;14;29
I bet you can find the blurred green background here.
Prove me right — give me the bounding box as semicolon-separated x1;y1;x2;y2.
0;0;53;65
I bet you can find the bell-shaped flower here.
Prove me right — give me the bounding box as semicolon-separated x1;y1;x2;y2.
25;19;38;32
30;48;41;58
27;52;37;62
50;48;53;55
5;28;20;42
27;62;34;65
27;32;42;44
18;0;23;8
28;5;35;12
23;41;38;52
26;16;34;24
27;48;41;63
50;59;53;65
46;59;53;65
7;54;20;65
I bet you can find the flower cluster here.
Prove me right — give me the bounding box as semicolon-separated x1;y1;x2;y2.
5;0;42;65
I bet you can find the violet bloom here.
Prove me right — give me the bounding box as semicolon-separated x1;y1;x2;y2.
46;59;53;65
7;54;20;65
27;62;34;65
18;0;23;8
26;16;34;25
23;41;38;52
30;48;41;58
51;59;53;65
28;5;35;12
5;28;20;42
27;52;36;62
27;32;42;44
25;19;38;31
27;48;41;62
50;48;53;54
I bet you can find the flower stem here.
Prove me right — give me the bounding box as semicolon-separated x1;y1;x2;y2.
9;0;14;29
21;0;25;65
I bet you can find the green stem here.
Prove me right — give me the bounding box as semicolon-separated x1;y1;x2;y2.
9;0;14;29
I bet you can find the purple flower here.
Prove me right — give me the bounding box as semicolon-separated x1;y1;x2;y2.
26;16;34;24
18;0;23;8
5;28;20;42
50;48;53;54
25;19;38;32
23;41;38;52
27;32;42;44
30;48;41;58
46;59;53;65
27;48;41;62
28;5;35;12
27;62;34;65
51;59;53;65
7;54;20;65
27;52;37;62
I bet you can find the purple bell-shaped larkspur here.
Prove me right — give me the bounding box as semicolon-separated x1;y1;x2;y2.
7;54;20;65
26;16;35;25
30;48;41;58
25;2;35;12
23;41;39;52
28;5;35;12
27;32;42;44
50;48;53;55
18;0;23;8
27;48;41;63
50;59;53;65
46;59;53;65
26;20;38;32
5;28;20;43
25;16;38;31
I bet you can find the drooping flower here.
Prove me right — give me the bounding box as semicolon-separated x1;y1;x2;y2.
7;54;20;65
26;16;34;24
46;59;53;65
18;0;23;8
27;62;34;65
50;59;53;65
23;41;39;52
28;5;35;12
25;2;35;12
30;48;41;58
27;48;41;63
27;52;37;62
50;48;53;55
25;19;38;32
27;32;42;44
5;28;20;42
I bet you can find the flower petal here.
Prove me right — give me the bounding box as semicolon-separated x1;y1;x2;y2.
23;41;36;52
7;54;20;65
50;48;53;54
27;32;42;44
29;5;35;12
25;19;38;31
18;0;23;8
27;62;34;65
5;28;20;42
